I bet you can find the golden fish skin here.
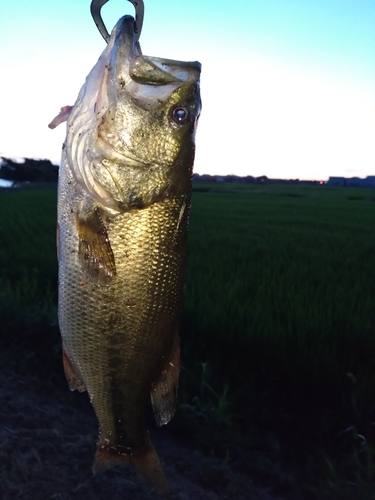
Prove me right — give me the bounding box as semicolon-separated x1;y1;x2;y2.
56;15;201;496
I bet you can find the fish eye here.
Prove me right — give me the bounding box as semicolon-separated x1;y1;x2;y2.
171;106;190;126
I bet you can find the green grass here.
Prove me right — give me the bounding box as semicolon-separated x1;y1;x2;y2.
1;182;375;498
0;187;59;368
0;186;57;285
184;184;375;392
181;183;375;497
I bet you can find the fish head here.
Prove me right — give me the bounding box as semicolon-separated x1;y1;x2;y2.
66;15;201;211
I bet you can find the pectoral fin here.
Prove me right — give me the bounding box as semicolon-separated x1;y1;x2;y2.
77;207;116;286
62;345;86;392
150;336;180;426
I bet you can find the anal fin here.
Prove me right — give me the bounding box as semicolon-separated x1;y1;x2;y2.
62;345;86;392
150;335;180;426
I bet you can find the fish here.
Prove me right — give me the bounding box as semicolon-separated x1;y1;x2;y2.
52;14;201;496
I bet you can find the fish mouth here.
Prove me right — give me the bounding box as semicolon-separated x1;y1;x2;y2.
108;17;201;110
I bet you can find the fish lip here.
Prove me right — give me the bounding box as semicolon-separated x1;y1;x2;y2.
137;56;202;72
109;15;141;87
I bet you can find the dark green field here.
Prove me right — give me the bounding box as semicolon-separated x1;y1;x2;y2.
1;182;375;499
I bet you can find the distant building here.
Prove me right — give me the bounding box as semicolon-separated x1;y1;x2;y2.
346;176;375;187
326;177;346;186
327;176;375;188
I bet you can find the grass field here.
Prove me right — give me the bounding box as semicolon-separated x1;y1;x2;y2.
1;182;375;498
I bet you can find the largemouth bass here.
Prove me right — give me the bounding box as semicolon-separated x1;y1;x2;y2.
54;15;201;495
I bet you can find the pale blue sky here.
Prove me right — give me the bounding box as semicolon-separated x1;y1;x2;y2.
1;0;374;180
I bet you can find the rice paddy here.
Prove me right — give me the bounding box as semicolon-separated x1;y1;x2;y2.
1;182;375;498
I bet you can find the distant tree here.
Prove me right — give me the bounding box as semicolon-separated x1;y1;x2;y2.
0;157;58;183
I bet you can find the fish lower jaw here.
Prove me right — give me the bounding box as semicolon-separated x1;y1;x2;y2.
86;157;184;212
95;129;149;169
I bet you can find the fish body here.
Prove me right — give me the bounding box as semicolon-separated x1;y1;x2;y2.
56;16;201;495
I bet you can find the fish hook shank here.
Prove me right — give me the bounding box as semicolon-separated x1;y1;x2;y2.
90;0;144;43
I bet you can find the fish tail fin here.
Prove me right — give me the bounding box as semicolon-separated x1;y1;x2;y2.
93;438;170;497
130;439;170;497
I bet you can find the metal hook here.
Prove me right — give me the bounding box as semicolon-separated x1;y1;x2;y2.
90;0;144;43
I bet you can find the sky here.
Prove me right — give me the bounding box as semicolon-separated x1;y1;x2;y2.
1;0;374;180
